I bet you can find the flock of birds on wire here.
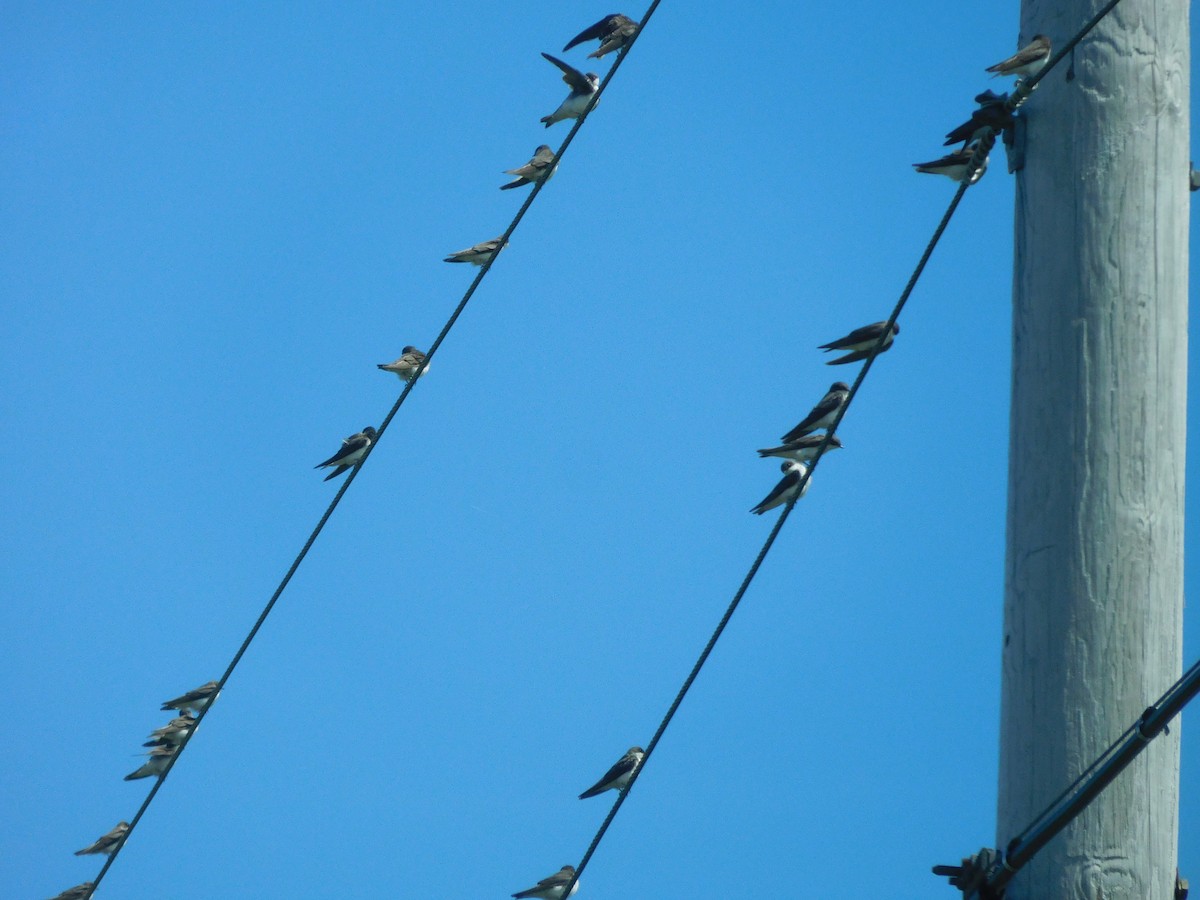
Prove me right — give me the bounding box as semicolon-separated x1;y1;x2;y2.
43;17;1053;900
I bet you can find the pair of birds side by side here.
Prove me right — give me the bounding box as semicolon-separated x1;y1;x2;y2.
512;745;645;899
913;35;1052;183
313;345;432;486
442;14;640;267
750;321;900;514
538;14;639;127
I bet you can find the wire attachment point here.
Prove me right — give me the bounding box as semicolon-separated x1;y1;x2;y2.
932;848;1005;899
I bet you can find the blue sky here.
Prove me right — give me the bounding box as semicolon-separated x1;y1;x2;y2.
1;2;1196;898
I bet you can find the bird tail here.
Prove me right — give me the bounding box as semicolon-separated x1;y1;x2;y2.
323;466;346;482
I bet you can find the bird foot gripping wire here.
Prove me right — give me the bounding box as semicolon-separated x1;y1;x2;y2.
932;848;1006;899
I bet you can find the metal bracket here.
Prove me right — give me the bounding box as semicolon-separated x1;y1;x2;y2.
932;848;1006;899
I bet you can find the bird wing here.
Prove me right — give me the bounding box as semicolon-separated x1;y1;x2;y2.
538;869;573;887
541;52;591;91
986;38;1050;72
562;14;627;51
581;754;636;795
318;433;369;468
752;468;801;513
820;323;883;350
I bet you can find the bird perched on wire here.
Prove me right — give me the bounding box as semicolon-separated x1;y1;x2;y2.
818;321;900;365
539;53;599;127
512;865;579;900
377;346;428;382
315;426;377;482
913;145;989;184
780;382;850;442
751;461;811;515
501;144;558;190
143;715;196;748
161;681;220;715
986;34;1052;79
943;93;1014;147
443;236;506;266
47;883;94;900
562;13;639;59
74;821;130;856
579;746;644;799
124;745;177;781
757;433;843;463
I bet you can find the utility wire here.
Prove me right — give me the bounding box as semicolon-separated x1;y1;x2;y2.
77;13;651;898
563;2;1126;894
982;653;1200;896
556;71;987;900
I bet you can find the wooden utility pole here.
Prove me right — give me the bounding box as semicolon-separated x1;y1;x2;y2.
999;0;1189;897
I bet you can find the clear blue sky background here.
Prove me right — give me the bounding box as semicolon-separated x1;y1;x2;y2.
2;2;1196;898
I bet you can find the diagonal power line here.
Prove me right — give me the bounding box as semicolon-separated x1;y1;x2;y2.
556;3;1126;891
77;9;660;897
556;80;988;900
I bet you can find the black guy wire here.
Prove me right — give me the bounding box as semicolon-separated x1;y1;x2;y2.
988;652;1200;894
79;13;652;897
557;98;983;900
1008;652;1200;848
1006;719;1139;846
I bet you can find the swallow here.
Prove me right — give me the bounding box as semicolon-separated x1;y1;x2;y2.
143;714;196;748
986;35;1051;78
913;146;989;184
540;53;599;127
377;346;428;382
781;382;850;442
443;236;506;265
562;13;639;58
943;102;1014;147
74;821;130;856
757;433;843;462
161;681;220;715
315;426;377;481
501;145;558;190
819;321;900;365
512;865;579;900
750;461;810;515
123;745;177;781
579;746;644;799
47;883;94;900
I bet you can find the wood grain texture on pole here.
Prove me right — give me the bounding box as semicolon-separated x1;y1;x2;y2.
1000;0;1188;897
